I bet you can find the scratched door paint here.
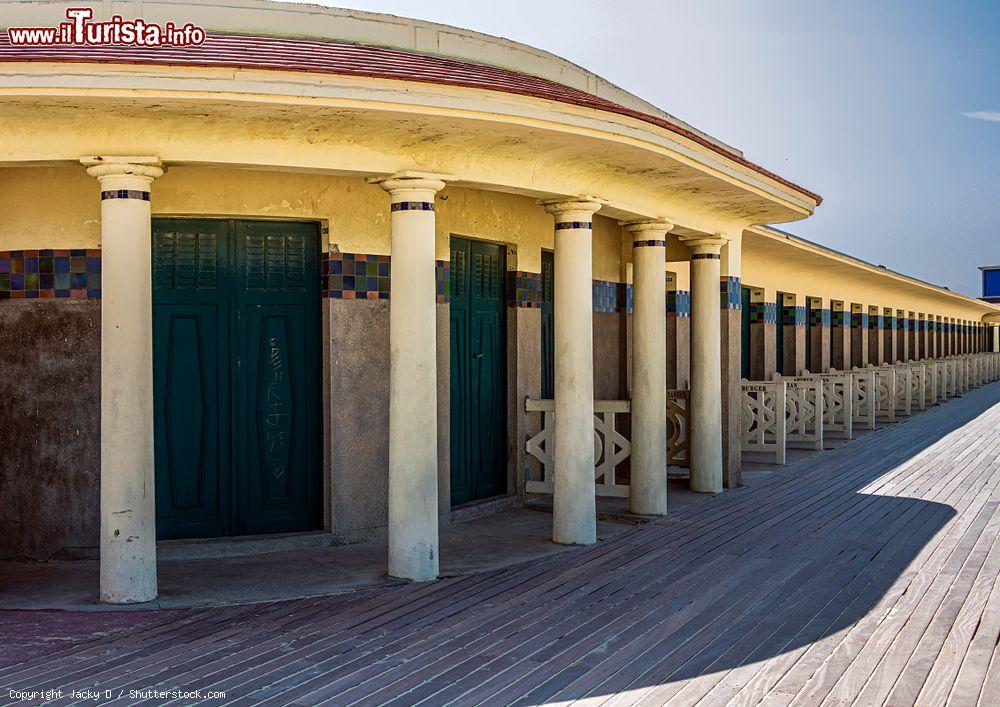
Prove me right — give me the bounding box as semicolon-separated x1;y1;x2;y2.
152;219;321;539
449;237;507;505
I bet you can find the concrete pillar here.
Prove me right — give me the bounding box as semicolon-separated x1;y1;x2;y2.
82;156;163;604
993;325;999;353
850;303;868;368
543;197;603;544
625;220;673;515
869;306;884;365
830;301;849;370
681;235;728;494
371;172;447;581
808;297;829;373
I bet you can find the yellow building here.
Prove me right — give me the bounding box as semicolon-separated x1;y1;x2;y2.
1;0;997;603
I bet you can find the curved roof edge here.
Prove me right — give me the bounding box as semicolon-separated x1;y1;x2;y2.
0;31;823;206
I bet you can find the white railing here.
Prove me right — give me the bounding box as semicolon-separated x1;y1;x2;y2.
924;360;938;406
871;365;897;422
740;380;787;464
852;367;878;430
816;370;854;440
524;391;690;497
908;362;926;411
776;374;824;450
891;363;912;417
666;389;691;468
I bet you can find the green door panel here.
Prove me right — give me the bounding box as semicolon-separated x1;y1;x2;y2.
540;250;555;399
153;220;230;540
740;286;752;380
805;302;813;372
776;291;786;376
153;218;320;539
234;221;321;535
450;237;507;505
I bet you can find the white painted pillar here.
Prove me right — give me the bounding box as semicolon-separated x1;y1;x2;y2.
542;197;604;545
681;235;728;494
371;172;447;582
624;220;673;515
81;156;163;604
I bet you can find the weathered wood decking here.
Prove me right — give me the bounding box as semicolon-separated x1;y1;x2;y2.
3;383;1000;706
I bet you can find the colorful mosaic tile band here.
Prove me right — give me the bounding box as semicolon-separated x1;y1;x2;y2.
323;252;391;300
832;310;848;327
593;279;628;313
435;260;450;303
851;313;871;329
507;270;543;308
0;249;102;299
720;276;741;309
809;308;831;327
748;302;777;324
782;306;806;327
870;315;884;330
667;290;691;318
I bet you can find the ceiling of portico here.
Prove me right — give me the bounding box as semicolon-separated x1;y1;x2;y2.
0;84;812;234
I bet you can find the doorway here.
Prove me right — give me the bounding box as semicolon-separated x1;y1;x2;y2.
449;236;508;505
152;218;322;540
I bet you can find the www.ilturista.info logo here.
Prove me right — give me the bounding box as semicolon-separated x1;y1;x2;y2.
6;8;206;47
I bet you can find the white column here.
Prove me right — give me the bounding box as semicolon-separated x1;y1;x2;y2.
681;235;728;494
371;172;447;582
81;156;163;604
624;220;673;515
542;197;604;545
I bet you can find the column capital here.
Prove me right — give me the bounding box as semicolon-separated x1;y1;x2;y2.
540;195;605;221
367;170;452;196
622;219;674;247
680;234;729;257
81;156;163;181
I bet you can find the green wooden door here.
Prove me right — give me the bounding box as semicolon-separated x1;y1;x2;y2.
540;250;555;398
153;219;321;539
450;237;507;505
805;301;814;372
740;286;751;379
776;292;786;376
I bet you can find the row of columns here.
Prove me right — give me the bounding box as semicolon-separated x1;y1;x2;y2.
83;156;732;599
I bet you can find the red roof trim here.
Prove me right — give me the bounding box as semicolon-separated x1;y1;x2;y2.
0;32;822;205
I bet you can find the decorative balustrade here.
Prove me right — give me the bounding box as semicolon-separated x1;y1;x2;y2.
851;367;877;430
908;362;926;411
891;363;912;417
524;391;690;497
740;380;787;464
924;360;938;406
666;389;691;468
815;371;853;440
871;366;897;422
776;375;824;450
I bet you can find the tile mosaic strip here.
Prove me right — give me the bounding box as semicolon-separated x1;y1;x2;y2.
390;201;434;212
593;279;628;313
0;249;101;299
667;290;690;318
870;315;884;330
554;221;593;230
323;252;391;300
719;276;741;310
101;189;150;201
832;310;848;327
748;301;777;324
809;308;831;327
782;306;806;327
888;316;898;331
507;270;543;308
435;260;450;303
851;313;870;329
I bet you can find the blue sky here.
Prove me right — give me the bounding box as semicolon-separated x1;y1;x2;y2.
297;0;999;296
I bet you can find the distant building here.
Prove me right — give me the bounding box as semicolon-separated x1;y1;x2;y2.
982;266;1000;303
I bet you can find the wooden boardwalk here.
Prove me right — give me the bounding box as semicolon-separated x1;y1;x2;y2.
3;383;1000;706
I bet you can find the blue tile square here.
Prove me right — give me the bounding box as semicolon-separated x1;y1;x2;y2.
86;257;101;273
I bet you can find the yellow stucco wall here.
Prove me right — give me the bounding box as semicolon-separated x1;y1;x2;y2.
0;165;625;279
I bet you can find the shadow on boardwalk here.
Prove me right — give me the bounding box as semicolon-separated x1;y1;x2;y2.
1;386;998;706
